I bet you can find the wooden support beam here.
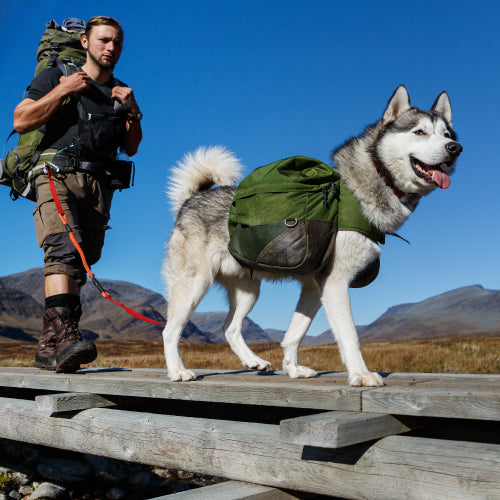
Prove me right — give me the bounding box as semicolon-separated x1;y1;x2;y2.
150;480;306;499
35;393;116;414
0;397;497;499
280;411;414;448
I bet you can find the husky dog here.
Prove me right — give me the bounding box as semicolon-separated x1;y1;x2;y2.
162;85;461;387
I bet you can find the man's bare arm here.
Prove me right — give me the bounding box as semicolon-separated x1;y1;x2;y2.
13;72;91;134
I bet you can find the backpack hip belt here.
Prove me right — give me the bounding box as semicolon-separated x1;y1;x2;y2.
48;156;135;191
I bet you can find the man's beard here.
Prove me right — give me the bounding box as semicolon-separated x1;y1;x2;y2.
87;48;116;70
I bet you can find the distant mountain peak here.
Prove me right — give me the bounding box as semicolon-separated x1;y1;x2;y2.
0;270;497;344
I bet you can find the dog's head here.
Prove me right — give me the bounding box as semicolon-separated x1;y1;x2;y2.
374;85;462;196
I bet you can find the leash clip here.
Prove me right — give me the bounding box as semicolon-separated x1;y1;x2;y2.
44;161;61;174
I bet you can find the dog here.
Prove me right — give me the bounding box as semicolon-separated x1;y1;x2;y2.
161;85;462;387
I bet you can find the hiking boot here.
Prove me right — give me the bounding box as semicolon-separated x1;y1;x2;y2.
34;312;59;371
41;306;97;373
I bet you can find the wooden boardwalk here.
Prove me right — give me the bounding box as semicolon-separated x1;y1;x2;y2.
0;367;498;499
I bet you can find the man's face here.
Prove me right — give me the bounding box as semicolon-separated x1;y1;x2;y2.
82;25;123;70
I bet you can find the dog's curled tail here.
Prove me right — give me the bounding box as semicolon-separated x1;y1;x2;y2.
168;146;243;212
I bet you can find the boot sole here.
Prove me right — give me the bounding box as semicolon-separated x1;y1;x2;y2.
34;356;57;371
55;341;97;373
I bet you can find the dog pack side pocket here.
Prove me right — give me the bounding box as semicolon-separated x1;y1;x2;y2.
228;219;336;274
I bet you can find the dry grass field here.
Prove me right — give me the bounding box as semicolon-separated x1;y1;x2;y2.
0;337;498;374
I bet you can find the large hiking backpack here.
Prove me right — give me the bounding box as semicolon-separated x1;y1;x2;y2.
35;18;86;76
227;156;385;286
0;18;86;201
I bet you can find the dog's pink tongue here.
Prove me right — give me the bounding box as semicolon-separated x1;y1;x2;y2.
431;170;451;189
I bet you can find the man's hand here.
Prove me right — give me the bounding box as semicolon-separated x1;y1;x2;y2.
58;71;92;95
111;86;140;114
111;86;142;156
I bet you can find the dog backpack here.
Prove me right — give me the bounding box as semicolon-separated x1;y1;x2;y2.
228;155;385;285
228;156;341;275
0;18;86;201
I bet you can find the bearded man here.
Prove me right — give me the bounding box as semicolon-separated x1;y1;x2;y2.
13;16;142;372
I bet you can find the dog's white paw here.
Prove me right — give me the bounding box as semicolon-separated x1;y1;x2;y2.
348;371;384;387
168;369;197;382
245;357;271;371
284;364;318;379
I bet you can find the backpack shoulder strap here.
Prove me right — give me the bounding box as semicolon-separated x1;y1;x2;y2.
56;60;82;76
112;76;126;87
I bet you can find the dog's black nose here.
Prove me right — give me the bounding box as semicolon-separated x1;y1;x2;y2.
446;141;463;156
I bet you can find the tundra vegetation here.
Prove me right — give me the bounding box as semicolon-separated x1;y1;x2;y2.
1;337;498;374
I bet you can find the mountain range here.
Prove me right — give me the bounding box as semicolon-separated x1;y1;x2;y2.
0;268;498;344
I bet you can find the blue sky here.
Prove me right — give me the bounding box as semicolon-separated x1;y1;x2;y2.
0;0;498;336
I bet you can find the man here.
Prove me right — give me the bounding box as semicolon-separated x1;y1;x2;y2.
13;16;142;372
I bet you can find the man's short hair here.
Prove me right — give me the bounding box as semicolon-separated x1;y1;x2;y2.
85;16;124;41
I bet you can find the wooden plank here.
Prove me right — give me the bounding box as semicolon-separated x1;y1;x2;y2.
0;397;497;499
35;393;115;414
362;386;500;420
0;367;361;411
0;367;499;418
382;372;500;388
150;480;305;499
280;411;413;448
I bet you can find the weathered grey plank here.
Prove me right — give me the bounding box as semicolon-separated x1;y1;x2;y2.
35;393;115;414
382;372;500;387
0;368;499;418
362;386;500;420
280;411;414;448
0;367;361;411
0;397;497;500
150;480;305;499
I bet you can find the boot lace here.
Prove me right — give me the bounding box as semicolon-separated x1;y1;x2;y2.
58;312;82;343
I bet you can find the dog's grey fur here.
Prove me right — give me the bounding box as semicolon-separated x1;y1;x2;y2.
162;86;462;386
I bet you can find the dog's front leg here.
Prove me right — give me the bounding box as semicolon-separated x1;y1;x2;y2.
320;232;384;387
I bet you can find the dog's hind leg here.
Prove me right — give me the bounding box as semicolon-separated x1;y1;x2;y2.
162;232;215;382
281;280;322;379
221;277;271;371
162;274;212;381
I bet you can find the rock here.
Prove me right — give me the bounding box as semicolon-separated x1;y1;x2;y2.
83;455;129;483
128;470;162;491
10;472;30;486
176;470;194;480
7;490;21;499
151;467;176;482
0;440;39;466
29;482;66;500
36;458;91;484
17;486;32;496
105;487;125;500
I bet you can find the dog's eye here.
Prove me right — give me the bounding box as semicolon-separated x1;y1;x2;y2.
444;131;451;138
413;129;425;136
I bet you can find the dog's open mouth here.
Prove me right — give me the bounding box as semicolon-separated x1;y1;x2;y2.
410;157;451;189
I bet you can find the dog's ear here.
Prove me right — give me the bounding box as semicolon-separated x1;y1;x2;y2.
432;91;452;125
382;85;411;125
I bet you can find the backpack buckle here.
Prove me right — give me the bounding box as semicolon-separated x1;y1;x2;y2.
47;43;61;67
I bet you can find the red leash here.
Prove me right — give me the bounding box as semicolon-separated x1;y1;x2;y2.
45;166;166;326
